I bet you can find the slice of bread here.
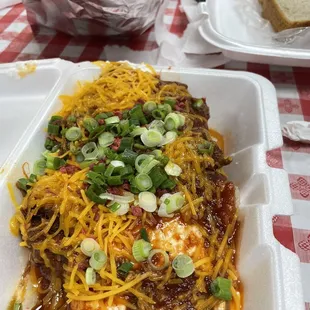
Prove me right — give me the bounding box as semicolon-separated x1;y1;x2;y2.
259;0;310;32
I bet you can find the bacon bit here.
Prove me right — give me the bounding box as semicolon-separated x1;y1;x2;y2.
122;182;130;191
111;137;121;151
156;189;168;197
89;163;95;170
131;206;142;217
108;186;123;195
78;261;88;271
98;119;105;125
60;165;80;175
136;99;144;105
113;110;123;120
175;101;185;111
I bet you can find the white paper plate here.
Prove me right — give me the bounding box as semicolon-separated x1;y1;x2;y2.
0;59;304;310
198;0;310;67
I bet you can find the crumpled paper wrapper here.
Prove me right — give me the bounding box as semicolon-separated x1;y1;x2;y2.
282;121;310;143
23;0;162;36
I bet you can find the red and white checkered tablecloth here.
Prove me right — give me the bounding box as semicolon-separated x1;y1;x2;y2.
1;1;310;308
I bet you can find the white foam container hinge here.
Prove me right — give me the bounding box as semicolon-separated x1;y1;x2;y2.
0;59;304;310
196;0;310;67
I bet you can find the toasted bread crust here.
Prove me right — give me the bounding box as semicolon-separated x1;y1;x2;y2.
259;0;310;32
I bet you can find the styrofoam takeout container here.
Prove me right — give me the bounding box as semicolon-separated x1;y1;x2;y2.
198;0;310;67
0;59;304;309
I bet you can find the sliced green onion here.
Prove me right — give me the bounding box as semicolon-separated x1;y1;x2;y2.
141;129;163;147
120;149;138;166
135;174;153;191
44;138;55;150
148;249;169;271
109;201;121;212
110;202;129;215
107;175;123;186
139;192;157;212
143;101;157;113
129;119;140;126
93;163;106;173
158;203;174;218
118;262;134;275
67;115;76;123
65;126;82;141
87;171;106;186
193;98;204;109
140;227;149;242
172;254;195;278
33;159;46;175
98;132;114;147
111;160;125;168
83;117;98;133
159;103;172;114
105;116;120;125
118;137;133;152
130;126;148;137
135;154;159;174
90;250;107;270
160;178;177;190
132;239;152;262
17;178;29;191
210;277;232;301
164;113;181;130
109;124;121;136
148;120;166;135
152;109;165;120
85;267;96;285
81;142;99;160
163;97;176;108
13;303;22;310
50;115;63;122
159;193;172;203
133;143;147;150
28;174;37;183
148;167;168;188
159;131;178;146
122;110;130;119
95;113;109;121
164;161;182;176
69;142;79;155
130;104;148;125
165;192;185;213
178;114;185;127
79;160;97;169
89;125;106;140
81;238;100;257
46;155;65;170
76;152;85;163
100;191;134;204
86;184;106;204
120;120;130;137
47;123;60;135
198;141;215;156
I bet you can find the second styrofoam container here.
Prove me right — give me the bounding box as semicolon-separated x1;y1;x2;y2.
0;59;304;309
197;0;310;67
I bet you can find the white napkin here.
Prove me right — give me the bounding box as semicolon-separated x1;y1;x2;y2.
0;0;21;10
154;0;229;68
282;121;310;143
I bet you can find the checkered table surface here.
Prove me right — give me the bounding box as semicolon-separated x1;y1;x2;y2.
1;1;310;308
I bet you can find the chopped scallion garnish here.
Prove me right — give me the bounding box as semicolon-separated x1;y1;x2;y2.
172;254;195;278
85;267;97;285
132;239;152;262
90;250;107;270
210;277;232;301
65;126;82;141
118;262;134;275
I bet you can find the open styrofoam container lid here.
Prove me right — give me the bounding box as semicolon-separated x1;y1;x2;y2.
0;59;305;310
197;0;310;67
